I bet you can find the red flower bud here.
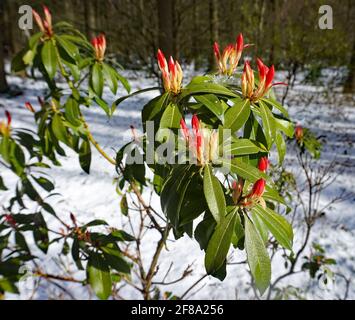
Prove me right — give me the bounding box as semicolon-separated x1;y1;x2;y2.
25;102;35;113
236;33;244;52
214;33;248;75
251;179;266;197
91;34;106;61
180;118;189;140
33;6;53;37
213;42;221;60
265;65;275;90
295;124;303;140
70;212;77;226
157;49;167;71
258;157;269;172
157;49;182;94
5;214;16;228
5;111;11;125
37;96;45;107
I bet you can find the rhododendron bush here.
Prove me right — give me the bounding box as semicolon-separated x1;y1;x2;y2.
0;7;296;299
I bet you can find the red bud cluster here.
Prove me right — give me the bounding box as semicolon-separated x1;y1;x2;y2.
157;49;183;95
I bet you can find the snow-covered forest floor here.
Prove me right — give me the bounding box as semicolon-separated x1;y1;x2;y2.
1;66;354;300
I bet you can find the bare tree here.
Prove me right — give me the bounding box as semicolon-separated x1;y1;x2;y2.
157;0;174;57
0;0;9;93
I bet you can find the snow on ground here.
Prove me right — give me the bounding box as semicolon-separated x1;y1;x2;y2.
0;66;354;300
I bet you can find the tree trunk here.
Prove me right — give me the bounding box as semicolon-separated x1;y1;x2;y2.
0;0;9;93
344;39;355;93
208;0;219;70
84;0;96;39
157;0;173;57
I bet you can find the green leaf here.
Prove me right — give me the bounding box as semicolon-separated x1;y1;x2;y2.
111;230;135;241
224;99;251;133
51;113;70;146
275;131;286;164
11;49;27;72
33;212;49;253
244;216;271;295
65;98;82;127
102;63;118;95
159;103;182;129
161;166;206;228
258;100;276;148
179;83;238;101
0;176;8;191
224;158;268;183
115;71;131;93
205;208;237;274
274;116;294;138
55;35;79;61
194;214;216;250
103;253;130;274
232;211;244;249
142;92;170;123
114;87;160;107
33;176;55;192
41;40;58;80
224;138;265;156
263;186;286;205
120;194;129;216
252;204;293;250
91;62;104;97
94;95;111;117
194;94;224;119
79;138;91;174
87;252;112;300
251;211;269;244
203;165;226;224
262;98;289;117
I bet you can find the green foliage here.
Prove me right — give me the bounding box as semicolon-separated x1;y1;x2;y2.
1;9;299;299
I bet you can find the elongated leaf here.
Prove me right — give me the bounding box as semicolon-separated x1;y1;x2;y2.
203;165;226;224
159;103;182;129
55;35;79;61
252;204;293;250
274;116;294;138
224;138;264;156
194;94;224;119
102;63;118;94
103;253;130;274
205;209;237;274
251;211;269;244
114;87;160;107
245;216;271;294
142;92;170;123
275;131;286;164
179;83;238;101
33;176;55;192
258;100;276;148
41;40;57;79
115;71;131;93
0;176;8;191
91;63;104;97
87;253;112;300
194;214;216;250
65;98;82;127
263;186;286;205
223;158;268;183
51;113;70;146
224;99;250;133
262;98;289;117
79;139;91;174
